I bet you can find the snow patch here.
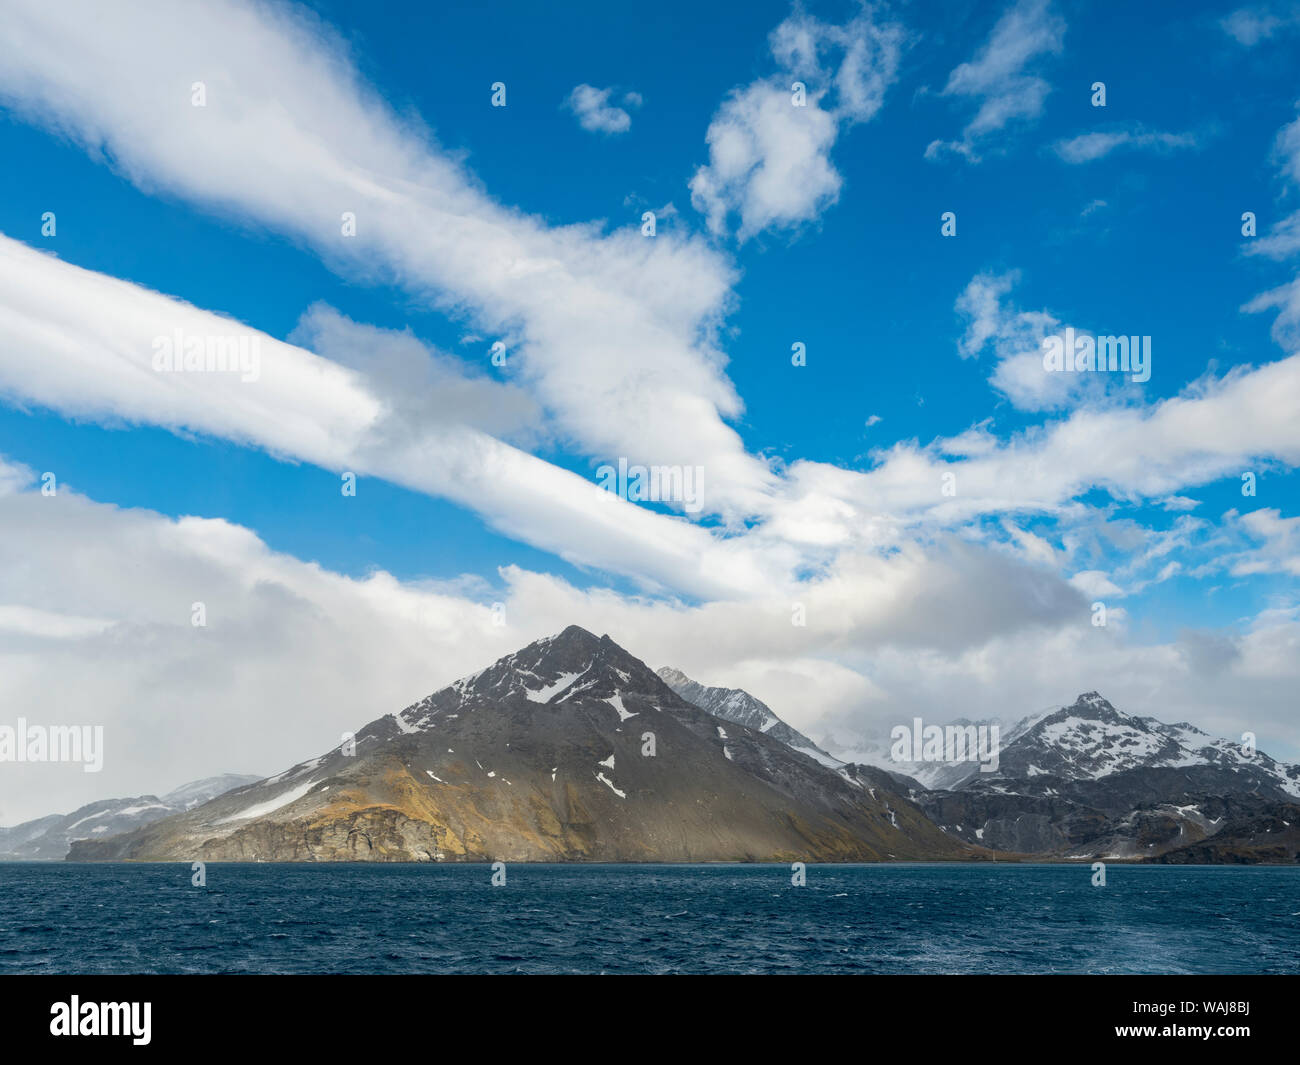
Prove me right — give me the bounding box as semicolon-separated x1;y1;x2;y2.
605;694;637;721
595;772;626;798
215;778;318;824
524;670;583;703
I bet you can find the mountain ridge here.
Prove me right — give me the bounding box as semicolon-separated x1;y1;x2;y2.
70;627;971;863
0;773;260;860
915;692;1300;860
655;665;842;767
63;640;1300;865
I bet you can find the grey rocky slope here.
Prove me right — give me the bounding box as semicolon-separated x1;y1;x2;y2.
0;774;260;860
70;627;971;863
656;667;841;767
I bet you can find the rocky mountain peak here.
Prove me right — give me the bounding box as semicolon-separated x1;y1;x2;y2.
390;627;674;734
655;665;842;768
656;666;691;688
1068;692;1122;717
546;623;607;653
1032;692;1128;730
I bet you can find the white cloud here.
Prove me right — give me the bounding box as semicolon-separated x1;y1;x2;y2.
1053;126;1199;164
4;226;1299;596
1068;570;1123;599
954;270;1112;411
690;82;842;239
0;0;776;522
0;604;115;639
288;304;543;447
565;84;638;134
1248;210;1300;260
815;612;1300;767
0;470;1086;822
778;347;1300;537
0;481;519;822
0;235;789;600
956;271;1022;358
1228;507;1300;576
690;7;905;239
1221;5;1300;45
1244;276;1300;348
1245;113;1300;260
925;0;1065;162
0;236;382;468
1275;110;1300;186
11;0;1289;548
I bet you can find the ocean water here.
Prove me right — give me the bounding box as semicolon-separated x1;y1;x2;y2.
1;862;1297;974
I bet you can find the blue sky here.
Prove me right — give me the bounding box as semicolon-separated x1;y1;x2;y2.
0;0;1298;819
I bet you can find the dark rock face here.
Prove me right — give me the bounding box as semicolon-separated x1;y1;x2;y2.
71;627;972;863
1149;801;1300;864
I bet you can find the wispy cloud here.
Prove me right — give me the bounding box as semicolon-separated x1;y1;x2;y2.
0;234;781;600
1053;126;1200;164
954;270;1112;411
1245;112;1300;260
0;0;779;524
1220;4;1300;45
925;0;1065;162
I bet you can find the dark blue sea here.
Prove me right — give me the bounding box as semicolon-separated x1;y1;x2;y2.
1;862;1296;974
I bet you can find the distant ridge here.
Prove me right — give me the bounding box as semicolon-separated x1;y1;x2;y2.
0;773;260;860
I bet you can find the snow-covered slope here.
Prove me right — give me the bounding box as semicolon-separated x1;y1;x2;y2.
990;692;1300;795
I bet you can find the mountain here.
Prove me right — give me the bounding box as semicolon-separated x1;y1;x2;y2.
0;773;260;860
68;627;971;863
833;711;1046;791
61;666;1300;864
655;667;841;767
916;692;1300;860
983;692;1300;790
